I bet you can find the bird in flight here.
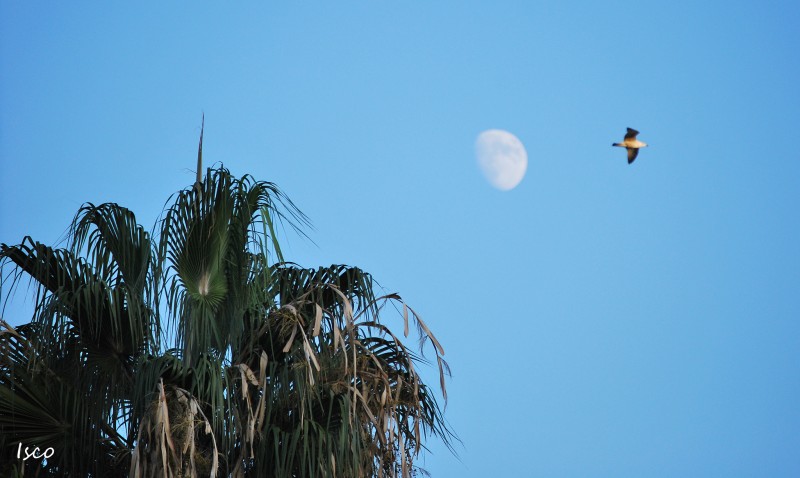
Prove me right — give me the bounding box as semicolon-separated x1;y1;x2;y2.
613;128;648;164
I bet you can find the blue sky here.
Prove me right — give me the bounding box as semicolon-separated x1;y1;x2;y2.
2;2;799;476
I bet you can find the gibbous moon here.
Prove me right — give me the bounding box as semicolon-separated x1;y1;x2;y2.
475;129;528;191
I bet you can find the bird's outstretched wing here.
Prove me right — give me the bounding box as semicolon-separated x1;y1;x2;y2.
627;148;639;164
624;127;639;140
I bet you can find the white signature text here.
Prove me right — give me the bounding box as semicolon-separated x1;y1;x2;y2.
17;442;54;461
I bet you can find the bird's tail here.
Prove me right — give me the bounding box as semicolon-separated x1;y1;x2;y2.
612;142;622;147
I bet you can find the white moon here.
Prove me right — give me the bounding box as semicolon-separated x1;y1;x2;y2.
475;129;528;191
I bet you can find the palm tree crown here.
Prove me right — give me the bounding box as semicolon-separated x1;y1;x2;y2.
1;157;455;477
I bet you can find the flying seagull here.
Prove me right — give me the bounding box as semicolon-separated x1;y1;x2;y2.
613;127;648;164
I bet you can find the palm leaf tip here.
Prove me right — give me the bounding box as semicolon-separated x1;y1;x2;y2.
196;114;204;189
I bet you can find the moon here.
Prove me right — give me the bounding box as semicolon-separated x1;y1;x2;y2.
475;129;528;191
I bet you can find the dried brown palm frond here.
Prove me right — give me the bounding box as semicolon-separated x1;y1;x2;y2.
129;379;218;478
229;270;456;477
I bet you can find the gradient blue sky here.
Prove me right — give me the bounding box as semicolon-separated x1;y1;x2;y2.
2;2;799;477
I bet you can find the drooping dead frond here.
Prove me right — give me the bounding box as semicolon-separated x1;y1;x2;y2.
227;269;455;477
129;379;219;478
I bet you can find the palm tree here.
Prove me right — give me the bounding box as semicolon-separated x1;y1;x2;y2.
0;135;455;477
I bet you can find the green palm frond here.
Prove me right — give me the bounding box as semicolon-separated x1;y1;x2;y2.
157;166;310;363
0;320;129;475
70;203;152;294
0;238;147;359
